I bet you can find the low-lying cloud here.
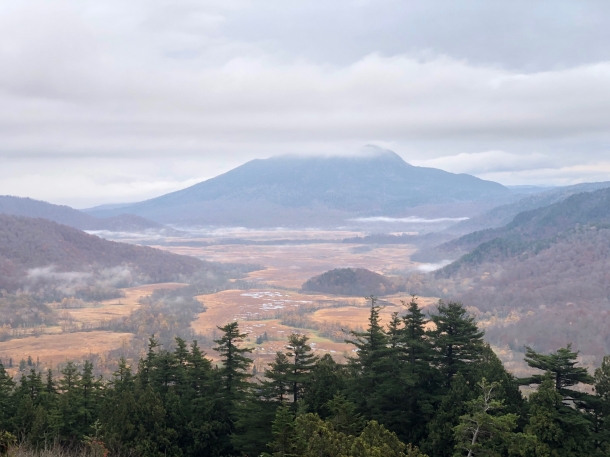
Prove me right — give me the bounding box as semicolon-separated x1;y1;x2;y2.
417;261;453;272
353;217;470;223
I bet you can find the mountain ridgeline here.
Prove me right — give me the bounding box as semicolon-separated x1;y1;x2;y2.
438;186;610;273
85;150;510;226
409;186;610;357
0;196;166;232
446;180;610;235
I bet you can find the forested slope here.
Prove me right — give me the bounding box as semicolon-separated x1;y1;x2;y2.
428;186;610;267
302;267;400;296
409;187;610;357
0;215;202;290
446;180;610;234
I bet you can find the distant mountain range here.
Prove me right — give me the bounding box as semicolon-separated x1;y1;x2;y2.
429;185;610;268
446;181;610;235
85;150;511;227
0;196;171;233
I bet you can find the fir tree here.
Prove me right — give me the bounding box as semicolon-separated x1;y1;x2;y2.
429;301;484;383
402;296;432;370
303;353;346;417
285;333;317;405
267;404;295;457
0;360;15;432
524;374;592;457
522;344;594;395
423;373;472;457
213;321;253;398
264;351;292;402
346;296;389;415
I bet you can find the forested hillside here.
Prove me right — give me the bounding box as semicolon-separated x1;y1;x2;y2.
446;181;610;235
0;215;202;291
408;187;610;358
0;299;608;457
423;186;610;265
302;267;401;296
0;196;165;232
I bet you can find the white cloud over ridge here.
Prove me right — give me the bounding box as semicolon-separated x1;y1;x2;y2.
0;1;609;205
412;151;554;175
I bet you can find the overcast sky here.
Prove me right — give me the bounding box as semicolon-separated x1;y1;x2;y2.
2;0;610;207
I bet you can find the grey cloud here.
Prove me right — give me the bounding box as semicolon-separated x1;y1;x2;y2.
0;1;609;205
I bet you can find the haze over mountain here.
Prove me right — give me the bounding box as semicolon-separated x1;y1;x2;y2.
0;196;168;233
86;150;510;227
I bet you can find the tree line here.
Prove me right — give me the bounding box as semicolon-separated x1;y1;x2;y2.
1;297;609;456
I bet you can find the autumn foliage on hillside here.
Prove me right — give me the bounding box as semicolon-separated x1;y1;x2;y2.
302;267;400;296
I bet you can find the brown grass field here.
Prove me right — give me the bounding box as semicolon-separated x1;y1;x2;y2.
64;282;188;325
157;242;419;288
0;229;447;373
0;331;133;373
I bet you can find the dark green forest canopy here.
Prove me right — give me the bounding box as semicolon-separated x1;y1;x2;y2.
0;298;608;457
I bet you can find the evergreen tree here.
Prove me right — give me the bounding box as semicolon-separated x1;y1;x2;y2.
589;355;610;453
522;344;594;395
473;344;526;421
524;374;592;457
80;361;101;435
453;378;519;457
53;362;83;442
399;297;438;444
346;296;389;416
267;404;295;457
423;373;472;457
303;353;346;417
213;321;253;398
213;321;253;455
402;296;432;370
285;333;318;405
0;360;15;432
325;394;364;436
429;301;484;383
264;351;292;402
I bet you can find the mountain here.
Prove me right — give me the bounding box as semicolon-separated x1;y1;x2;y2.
0;196;167;232
411;187;610;358
302;268;400;296
436;186;610;271
85;150;510;227
446;181;610;235
0;214;203;291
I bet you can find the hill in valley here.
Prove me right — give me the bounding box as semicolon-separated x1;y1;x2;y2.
0;214;203;292
409;187;610;359
85;150;511;227
0;196;168;232
302;267;400;296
